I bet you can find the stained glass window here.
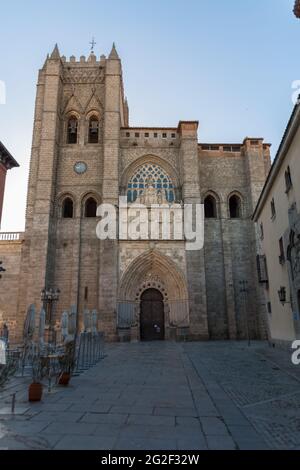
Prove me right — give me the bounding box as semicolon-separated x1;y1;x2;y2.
127;163;175;203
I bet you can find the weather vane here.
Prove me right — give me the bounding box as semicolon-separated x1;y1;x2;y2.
89;37;96;53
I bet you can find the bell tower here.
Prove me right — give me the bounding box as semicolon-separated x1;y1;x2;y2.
17;43;127;339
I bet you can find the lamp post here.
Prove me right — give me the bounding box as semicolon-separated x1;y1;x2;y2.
40;288;60;345
240;280;250;347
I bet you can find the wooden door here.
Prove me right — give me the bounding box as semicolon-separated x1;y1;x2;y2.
140;289;165;341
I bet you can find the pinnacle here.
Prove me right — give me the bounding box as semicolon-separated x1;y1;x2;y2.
108;42;120;60
50;43;60;60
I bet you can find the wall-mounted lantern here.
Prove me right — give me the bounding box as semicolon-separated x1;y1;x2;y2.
278;287;291;305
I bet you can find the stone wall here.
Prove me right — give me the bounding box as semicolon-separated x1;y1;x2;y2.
0;236;23;342
0;47;271;343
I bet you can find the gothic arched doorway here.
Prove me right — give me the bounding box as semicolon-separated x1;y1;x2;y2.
140;289;165;341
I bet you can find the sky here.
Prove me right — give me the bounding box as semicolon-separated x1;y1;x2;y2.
0;0;299;231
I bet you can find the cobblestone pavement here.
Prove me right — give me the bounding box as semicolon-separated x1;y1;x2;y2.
0;341;300;450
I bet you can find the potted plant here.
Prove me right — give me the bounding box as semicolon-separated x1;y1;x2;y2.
58;340;76;386
28;351;44;402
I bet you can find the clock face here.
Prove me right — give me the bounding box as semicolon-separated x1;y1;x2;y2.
74;162;87;175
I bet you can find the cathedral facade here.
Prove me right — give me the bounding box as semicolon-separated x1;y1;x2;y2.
0;44;271;342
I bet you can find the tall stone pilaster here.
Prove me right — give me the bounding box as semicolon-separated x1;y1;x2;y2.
179;121;209;340
20;46;62;318
98;44;122;340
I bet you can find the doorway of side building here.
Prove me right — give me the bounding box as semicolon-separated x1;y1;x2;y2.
140;289;165;341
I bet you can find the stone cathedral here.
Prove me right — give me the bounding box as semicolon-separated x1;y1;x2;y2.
0;44;272;343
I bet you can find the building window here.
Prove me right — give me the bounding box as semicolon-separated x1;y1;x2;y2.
229;195;242;219
260;222;264;240
126;132;130;137
127;163;175;204
204;195;217;219
285;166;293;193
171;133;176;138
267;302;272;314
271;198;276;219
62;198;74;218
279;237;285;264
135;133;140;138
145;133;149;138
84;286;89;301
162;133;167;138
154;133;158;138
88;116;99;143
257;255;269;283
67;117;78;144
85;198;97;218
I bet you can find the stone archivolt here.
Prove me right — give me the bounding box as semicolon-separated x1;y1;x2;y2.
119;249;188;302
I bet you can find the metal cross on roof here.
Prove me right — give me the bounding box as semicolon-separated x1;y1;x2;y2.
89;37;96;53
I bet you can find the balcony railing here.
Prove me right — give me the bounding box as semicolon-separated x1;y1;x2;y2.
0;232;23;241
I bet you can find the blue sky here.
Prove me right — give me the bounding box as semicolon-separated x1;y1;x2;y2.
0;0;299;231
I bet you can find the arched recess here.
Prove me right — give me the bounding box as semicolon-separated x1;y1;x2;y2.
203;191;220;219
57;193;76;219
228;191;244;219
81;192;101;218
85;110;102;144
120;155;181;202
65;111;80;145
118;250;189;329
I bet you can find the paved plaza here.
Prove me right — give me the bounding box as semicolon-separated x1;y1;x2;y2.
1;341;300;450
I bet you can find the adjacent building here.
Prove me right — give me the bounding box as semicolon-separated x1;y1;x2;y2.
0;44;271;343
0;142;19;227
253;98;300;347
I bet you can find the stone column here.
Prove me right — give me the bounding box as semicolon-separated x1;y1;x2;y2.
179;121;209;340
98;45;122;340
243;139;271;339
21;47;62;319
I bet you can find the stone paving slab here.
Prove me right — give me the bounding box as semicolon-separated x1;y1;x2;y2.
54;435;117;450
2;341;300;450
110;405;154;415
80;413;128;425
114;437;177;451
153;407;198;417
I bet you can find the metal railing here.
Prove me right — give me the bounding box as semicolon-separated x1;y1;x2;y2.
74;332;105;374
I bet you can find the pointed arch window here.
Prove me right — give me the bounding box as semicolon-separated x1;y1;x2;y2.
127;163;175;204
62;197;74;219
229;195;242;219
204;195;217;219
67;116;78;144
88;116;99;144
85;197;98;218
